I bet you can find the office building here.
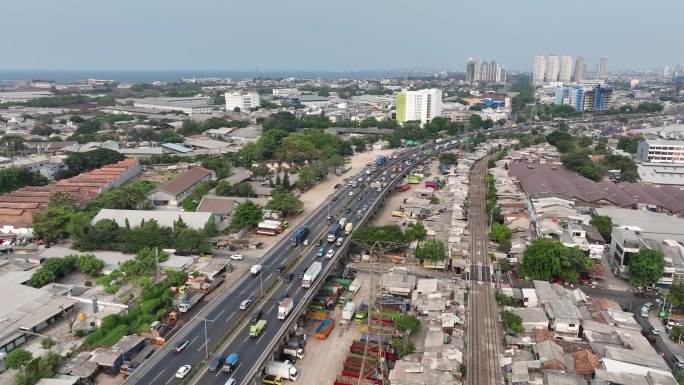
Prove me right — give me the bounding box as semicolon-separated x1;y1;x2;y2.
675;76;684;94
546;54;560;82
395;89;443;125
636;139;684;164
596;56;608;78
554;84;613;112
533;54;546;84
573;56;587;82
225;90;260;112
558;54;572;83
465;58;507;83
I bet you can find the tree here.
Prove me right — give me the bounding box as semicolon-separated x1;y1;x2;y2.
230;200;263;230
487;159;496;169
546;130;573;146
414;239;446;261
174;228;212;255
33;203;77;244
352;225;407;251
215;180;231;196
75;254;105;276
628;248;666;287
518;239;592;283
96;275;113;288
438;152;457;166
497;239;512;253
266;190;304;217
489;223;512;242
589;215;613;243
203;218;219;237
67;211;92;241
498;258;511;273
404;222;427;241
40;337;56;353
105;284;120;298
282;170;291;190
500;311;524;333
233;106;241;113
6;349;32;372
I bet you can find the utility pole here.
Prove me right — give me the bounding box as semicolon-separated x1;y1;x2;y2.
196;316;215;359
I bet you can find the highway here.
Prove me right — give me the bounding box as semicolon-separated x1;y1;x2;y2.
125;144;443;385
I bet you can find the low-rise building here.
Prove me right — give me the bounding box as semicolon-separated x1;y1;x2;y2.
147;167;215;206
92;209;214;230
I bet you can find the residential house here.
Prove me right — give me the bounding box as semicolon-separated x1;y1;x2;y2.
196;197;236;223
147;167;215;206
536;340;566;371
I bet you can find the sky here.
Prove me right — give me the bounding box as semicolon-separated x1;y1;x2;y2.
2;0;681;72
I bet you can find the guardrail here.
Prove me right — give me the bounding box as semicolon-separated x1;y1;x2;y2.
239;141;458;384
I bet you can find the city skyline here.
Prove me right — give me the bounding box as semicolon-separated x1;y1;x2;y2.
1;0;681;72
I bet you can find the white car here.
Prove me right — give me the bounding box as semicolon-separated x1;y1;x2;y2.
230;254;244;260
326;249;335;259
176;365;192;378
349;191;354;196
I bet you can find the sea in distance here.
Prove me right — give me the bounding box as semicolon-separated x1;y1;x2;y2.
0;69;435;85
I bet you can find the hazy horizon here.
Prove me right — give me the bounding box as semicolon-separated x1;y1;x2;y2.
3;0;681;72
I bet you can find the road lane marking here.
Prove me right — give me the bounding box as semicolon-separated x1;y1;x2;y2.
244;335;250;343
239;289;246;296
216;309;226;319
198;340;206;352
266;273;273;281
268;304;275;313
151;370;164;384
257;332;267;344
189;336;198;345
281;258;288;264
226;311;236;322
166;374;176;385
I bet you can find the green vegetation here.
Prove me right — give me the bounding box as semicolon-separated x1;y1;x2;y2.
404;222;428;242
391;340;415;356
0;167;48;194
0;95;91;110
5;349;33;372
500;310;524;333
589;215;613;243
518;239;593;283
495;291;514;306
489;223;512;242
485;172;502;225
617;136;640;154
266;186;304;217
395;314;421;335
176;117;249;136
414;239;446;261
56;148;125;180
230;199;264;230
28;253;105;287
438;152;458;166
628;248;666;287
352;225;408;252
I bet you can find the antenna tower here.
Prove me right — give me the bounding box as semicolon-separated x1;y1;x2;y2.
351;239;408;385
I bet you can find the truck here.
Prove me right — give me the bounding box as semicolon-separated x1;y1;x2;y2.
284;343;305;359
342;302;357;321
302;262;322;289
356;210;363;220
278;298;294;320
425;180;441;188
350;340;397;361
395;184;411;191
290;226;310;247
349;277;363;294
200;275;224;294
392;165;398;173
360;333;390;345
265;361;299;381
354;301;369;324
376;156;387;165
391;211;404;218
344;222;353;235
339;217;348;227
365;169;371;175
257;220;284;235
251;265;263;276
370;181;382;188
222;353;239;373
250;320;267;337
327;223;343;243
315;318;335;339
178;292;205;313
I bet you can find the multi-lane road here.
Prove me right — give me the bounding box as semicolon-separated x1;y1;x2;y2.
125;143;447;385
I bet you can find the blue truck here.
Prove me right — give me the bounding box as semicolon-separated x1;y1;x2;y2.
290;226;310;247
326;223;342;243
376;156;387;165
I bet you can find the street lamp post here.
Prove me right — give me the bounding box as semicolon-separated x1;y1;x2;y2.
196;316;215;359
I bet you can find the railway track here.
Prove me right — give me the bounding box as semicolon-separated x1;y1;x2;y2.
466;157;501;385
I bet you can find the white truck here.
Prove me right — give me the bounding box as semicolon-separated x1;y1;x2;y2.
178;292;205;313
339;217;348;227
284;343;305;359
278;298;294;320
365;169;371;175
302;262;322;289
349;277;363;294
251;265;262;276
342;302;357;321
265;361;299;381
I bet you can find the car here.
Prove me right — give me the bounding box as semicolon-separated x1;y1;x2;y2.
649;325;661;335
366;177;371;182
362;191;368;195
239;300;252;310
224;379;237;385
357;197;363;201
672;355;684;368
316;248;325;257
326;249;335;259
278;293;289;303
176;365;192;378
362;205;368;211
376;187;382;192
666;320;681;332
315;239;323;246
251;309;263;323
382;171;387;175
284;272;294;282
276;265;286;273
298;268;306;278
578;274;591;285
171;340;189;354
230;254;244;260
332;196;338;201
326;215;334;221
209;355;224;371
349;191;354;196
303;239;310;246
345;208;351;213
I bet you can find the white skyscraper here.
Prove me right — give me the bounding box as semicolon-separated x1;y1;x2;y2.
596;56;608;78
546;54;560;82
396;88;443;125
559;54;573;83
533;54;546;84
574;56;587;82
